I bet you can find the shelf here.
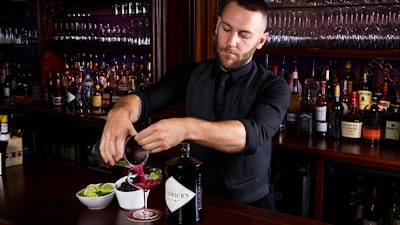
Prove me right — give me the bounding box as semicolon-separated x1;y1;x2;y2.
258;48;400;60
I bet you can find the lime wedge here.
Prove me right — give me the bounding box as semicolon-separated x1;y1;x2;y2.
84;186;100;196
100;183;114;193
86;192;98;198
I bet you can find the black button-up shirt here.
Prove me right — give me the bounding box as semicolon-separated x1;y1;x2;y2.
136;58;290;204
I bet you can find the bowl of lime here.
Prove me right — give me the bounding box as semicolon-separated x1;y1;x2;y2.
76;183;115;210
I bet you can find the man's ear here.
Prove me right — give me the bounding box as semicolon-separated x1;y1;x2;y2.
256;32;269;49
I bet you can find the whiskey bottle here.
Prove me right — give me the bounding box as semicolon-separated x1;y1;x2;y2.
341;91;363;140
298;88;314;136
357;67;372;117
165;142;202;224
315;81;328;137
286;69;301;133
328;84;344;139
362;96;383;147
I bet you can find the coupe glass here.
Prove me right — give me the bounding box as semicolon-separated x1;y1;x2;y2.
126;164;163;222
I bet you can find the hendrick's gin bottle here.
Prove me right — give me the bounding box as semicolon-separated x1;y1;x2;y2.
165;142;202;224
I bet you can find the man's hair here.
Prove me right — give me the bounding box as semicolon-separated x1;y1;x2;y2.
220;0;268;18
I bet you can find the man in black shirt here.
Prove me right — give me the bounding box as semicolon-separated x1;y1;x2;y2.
99;0;290;210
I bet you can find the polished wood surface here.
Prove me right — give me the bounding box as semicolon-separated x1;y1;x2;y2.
0;159;330;225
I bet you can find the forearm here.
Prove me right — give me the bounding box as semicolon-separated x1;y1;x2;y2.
107;94;142;123
184;117;247;154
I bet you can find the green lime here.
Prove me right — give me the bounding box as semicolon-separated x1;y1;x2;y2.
84;186;100;196
86;192;98;198
149;170;162;180
100;183;114;193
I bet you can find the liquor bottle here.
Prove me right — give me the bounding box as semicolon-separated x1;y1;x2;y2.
65;76;77;111
357;66;372;117
53;73;65;106
81;68;94;113
0;114;9;176
342;60;354;96
286;70;301;133
315;81;328;137
341;91;363;140
91;84;102;114
384;104;400;144
323;66;334;101
363;187;381;225
101;81;113;112
328;84;343;139
165;142;202;224
298;88;314;136
362;96;383;147
303;59;319;105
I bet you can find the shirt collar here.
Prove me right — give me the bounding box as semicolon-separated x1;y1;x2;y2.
212;60;255;81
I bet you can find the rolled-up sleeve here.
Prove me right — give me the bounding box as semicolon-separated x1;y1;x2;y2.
239;75;290;155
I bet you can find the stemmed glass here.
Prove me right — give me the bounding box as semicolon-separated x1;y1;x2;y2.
126;164;163;222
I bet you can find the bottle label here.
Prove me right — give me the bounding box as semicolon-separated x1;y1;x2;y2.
357;90;372;110
286;113;297;122
165;176;196;213
315;106;327;121
91;96;102;108
385;120;400;141
341;121;363;138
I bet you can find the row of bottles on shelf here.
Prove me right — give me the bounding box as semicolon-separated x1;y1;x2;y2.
279;57;400;145
45;52;152;114
339;181;400;225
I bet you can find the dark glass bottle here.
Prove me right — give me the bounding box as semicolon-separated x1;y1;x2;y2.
363;187;381;225
165;142;202;225
0;114;9;176
384;104;400;144
298;88;314;136
341;91;363;140
362;96;383;147
328;84;344;139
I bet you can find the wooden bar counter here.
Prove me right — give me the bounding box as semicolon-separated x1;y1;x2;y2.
0;159;330;225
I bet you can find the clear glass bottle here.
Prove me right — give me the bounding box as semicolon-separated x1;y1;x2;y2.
165;142;202;224
315;81;328;137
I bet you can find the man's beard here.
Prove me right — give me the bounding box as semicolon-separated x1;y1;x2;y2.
215;39;258;71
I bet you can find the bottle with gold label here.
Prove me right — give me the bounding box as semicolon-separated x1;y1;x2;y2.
357;66;372;117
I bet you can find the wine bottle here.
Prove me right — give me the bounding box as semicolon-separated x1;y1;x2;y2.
165;142;202;224
384;104;400;144
328;84;344;139
363;187;381;225
315;81;328;137
341;91;363;140
362;96;383;147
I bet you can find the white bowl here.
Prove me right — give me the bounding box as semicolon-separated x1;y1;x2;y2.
114;176;149;210
76;184;115;210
